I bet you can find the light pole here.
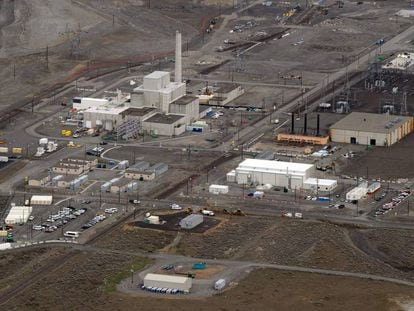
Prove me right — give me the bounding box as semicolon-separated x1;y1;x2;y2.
130;269;134;284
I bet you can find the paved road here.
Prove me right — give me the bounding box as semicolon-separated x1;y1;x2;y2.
190;77;313;89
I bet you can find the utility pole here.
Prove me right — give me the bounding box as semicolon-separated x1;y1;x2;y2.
46;45;49;70
13;62;15;80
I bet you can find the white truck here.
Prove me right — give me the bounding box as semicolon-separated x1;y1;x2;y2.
201;209;215;216
214;279;226;290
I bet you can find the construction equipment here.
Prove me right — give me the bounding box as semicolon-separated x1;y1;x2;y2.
61;129;72;137
223;208;245;216
185;207;193;214
4;232;14;243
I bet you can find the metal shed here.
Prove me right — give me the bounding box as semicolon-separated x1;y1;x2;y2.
179;214;203;229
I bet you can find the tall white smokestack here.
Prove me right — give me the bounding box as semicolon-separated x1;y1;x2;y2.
175;30;182;83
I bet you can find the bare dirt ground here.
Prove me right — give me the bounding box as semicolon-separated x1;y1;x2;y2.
6;257;414;311
93;224;177;253
0;247;68;293
0;0;217;114
343;132;414;179
175;216;414;281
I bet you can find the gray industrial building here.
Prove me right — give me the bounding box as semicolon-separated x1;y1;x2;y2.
148;163;169;176
129;161;150;171
124;170;155;181
179;214;203;229
330;112;414;146
209;84;244;106
142;113;186;136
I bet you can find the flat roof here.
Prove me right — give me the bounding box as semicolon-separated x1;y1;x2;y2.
144;71;169;79
237;159;313;175
304;178;337;186
111;177;131;186
199;105;211;113
330;112;412;134
144;113;185;124
216;83;240;94
31;195;53;200
53;164;83;169
136;82;185;95
122;107;156;117
83;105;129;115
171;95;198;105
125;169;154;175
144;273;189;284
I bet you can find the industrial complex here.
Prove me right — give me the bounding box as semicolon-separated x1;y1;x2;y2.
0;1;414;309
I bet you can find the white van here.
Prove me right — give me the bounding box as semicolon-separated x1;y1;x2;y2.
64;231;80;238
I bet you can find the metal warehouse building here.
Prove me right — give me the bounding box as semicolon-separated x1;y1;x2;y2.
144;273;192;292
329;112;414;147
234;159;315;189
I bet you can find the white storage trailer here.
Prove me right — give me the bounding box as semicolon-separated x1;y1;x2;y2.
144;273;192;292
346;186;368;201
209;184;229;194
30;195;53;205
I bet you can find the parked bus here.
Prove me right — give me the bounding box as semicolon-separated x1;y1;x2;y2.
64;231;80;238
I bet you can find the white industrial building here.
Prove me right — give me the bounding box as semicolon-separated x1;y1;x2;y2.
346;182;368;201
234;159;314;189
144;273;192;292
303;178;338;192
30;195;53;205
330;112;414;147
73;97;109;110
231;159;337;191
76;31;203;137
5;205;33;224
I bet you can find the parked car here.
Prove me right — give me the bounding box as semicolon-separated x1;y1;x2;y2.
171;204;182;210
105;208;118;214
